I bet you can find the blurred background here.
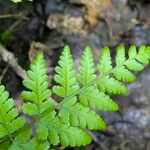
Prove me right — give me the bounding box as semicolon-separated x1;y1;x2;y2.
0;0;150;149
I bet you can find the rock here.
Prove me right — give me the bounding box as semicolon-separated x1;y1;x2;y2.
122;24;150;45
46;13;85;34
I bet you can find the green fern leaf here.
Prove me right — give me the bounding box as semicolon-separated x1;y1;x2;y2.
23;138;49;150
113;45;136;82
9;129;32;150
49;118;92;147
0;85;25;138
78;46;96;85
97;45;150;92
0;44;149;149
79;86;119;111
115;45;126;66
10;128;49;150
124;45;149;71
97;46;128;94
21;52;54;115
97;46;112;75
37;112;92;147
128;45;137;59
125;59;144;71
113;66;136;82
78;46;118;111
11;138;49;150
129;45;150;64
52;45;79;97
113;45;150;82
20;52;54;148
59;97;106;130
0;141;10;150
97;75;128;94
36;111;56;141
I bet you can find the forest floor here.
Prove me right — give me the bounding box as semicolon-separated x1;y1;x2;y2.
0;0;150;150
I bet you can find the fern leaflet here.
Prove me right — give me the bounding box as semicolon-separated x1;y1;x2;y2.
59;96;106;130
52;45;79;98
21;52;54;115
78;46;119;110
0;85;25;139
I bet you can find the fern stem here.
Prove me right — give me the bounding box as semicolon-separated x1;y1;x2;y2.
0;13;29;20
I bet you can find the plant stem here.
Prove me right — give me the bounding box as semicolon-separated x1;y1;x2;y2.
0;13;29;20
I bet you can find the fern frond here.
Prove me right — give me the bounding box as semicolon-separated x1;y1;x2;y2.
52;45;79;98
79;86;119;111
21;50;92;147
20;52;55;148
115;45;126;66
10;129;49;150
135;45;150;64
97;75;128;94
59;96;106;130
124;45;149;71
78;46;119;111
21;52;54;115
97;45;150;95
24;137;49;150
1;44;149;149
0;85;25;138
113;45;150;82
78;46;96;85
97;46;128;94
97;46;112;75
9;129;32;150
113;66;136;82
37;112;92;147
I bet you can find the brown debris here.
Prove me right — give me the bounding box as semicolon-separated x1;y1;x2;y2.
28;41;53;61
0;43;27;79
46;12;85;34
69;0;112;26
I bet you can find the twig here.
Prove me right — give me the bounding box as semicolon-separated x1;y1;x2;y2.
0;13;29;20
0;43;27;79
10;20;23;30
0;64;9;82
